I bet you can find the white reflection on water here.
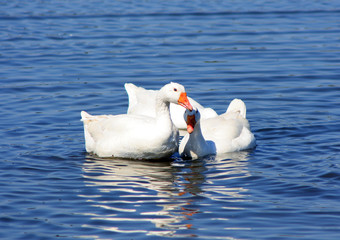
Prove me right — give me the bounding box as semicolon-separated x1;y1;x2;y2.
203;152;252;202
80;152;251;237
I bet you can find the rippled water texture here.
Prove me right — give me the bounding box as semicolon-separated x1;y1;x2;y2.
1;1;340;239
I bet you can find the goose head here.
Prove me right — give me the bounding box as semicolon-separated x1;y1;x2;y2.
159;82;193;110
184;107;201;134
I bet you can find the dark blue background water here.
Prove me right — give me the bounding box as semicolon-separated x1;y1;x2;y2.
1;1;340;239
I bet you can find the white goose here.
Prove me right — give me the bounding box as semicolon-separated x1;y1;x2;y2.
81;82;193;159
125;83;218;130
179;99;256;159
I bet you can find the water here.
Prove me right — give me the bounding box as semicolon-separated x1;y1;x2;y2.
1;0;340;239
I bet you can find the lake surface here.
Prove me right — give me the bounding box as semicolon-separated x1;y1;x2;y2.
1;1;340;239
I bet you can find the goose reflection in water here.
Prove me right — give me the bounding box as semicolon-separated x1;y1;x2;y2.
80;152;251;238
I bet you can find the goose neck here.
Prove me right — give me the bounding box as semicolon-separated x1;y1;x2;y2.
155;94;172;123
190;121;205;142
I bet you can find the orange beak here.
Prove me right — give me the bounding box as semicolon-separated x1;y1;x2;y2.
178;92;193;111
186;113;196;134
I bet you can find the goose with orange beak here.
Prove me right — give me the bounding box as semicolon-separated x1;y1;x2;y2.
179;99;256;159
81;82;193;159
125;83;217;130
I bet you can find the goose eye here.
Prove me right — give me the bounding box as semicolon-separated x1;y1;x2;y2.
173;88;177;92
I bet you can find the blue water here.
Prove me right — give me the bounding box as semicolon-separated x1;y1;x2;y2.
1;1;340;239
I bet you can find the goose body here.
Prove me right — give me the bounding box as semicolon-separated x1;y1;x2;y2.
125;83;217;130
81;82;193;159
179;99;256;159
